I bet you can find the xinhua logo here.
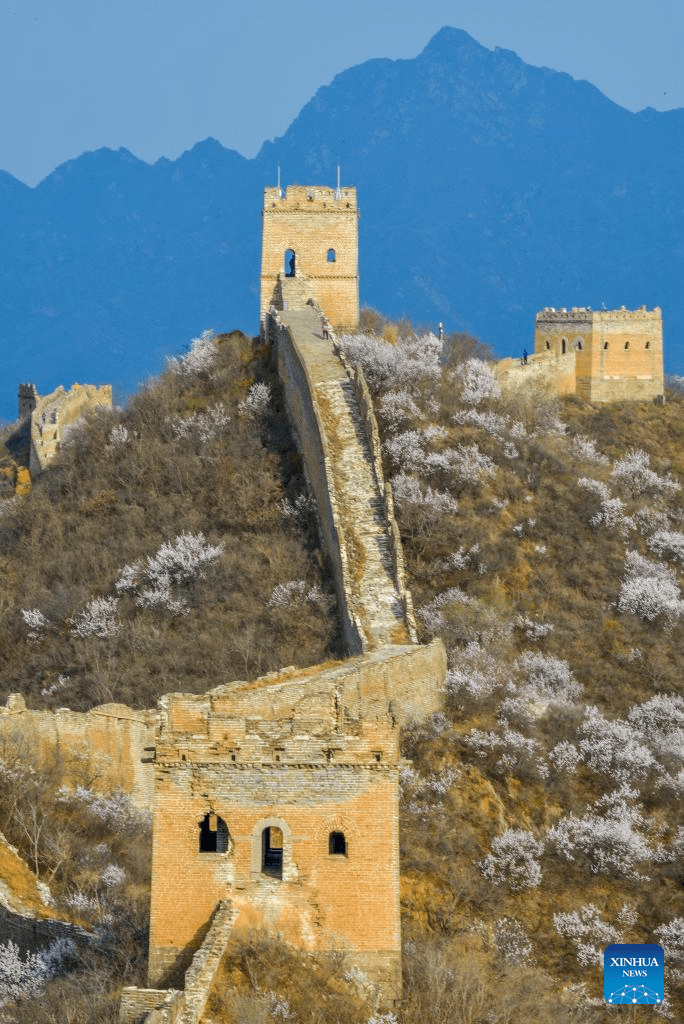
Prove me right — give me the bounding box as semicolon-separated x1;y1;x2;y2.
604;944;664;1004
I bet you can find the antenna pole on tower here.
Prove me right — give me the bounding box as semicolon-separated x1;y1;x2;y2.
335;164;341;200
277;163;282;198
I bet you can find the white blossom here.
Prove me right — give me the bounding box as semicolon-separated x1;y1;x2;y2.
392;473;458;515
0;940;51;1006
554;905;622;967
378;389;423;431
69;596;120;639
167;329;218;376
171;402;230;443
457;358;501;405
107;424;130;447
647;529;684;565
548;741;581;773
578;705;655;783
20;607;48;640
548;789;652;877
617;550;684;624
515;651;581;703
479;829;544;890
611;449;680;498
267;580;326;608
570;435;609;465
238;383;271;420
493;918;534;965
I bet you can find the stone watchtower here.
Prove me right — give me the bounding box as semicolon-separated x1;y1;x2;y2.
260;184;359;333
534;306;664;402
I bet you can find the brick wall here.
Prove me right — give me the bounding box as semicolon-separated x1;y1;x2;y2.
0;695;156;809
145;644;445;1003
534;306;664;403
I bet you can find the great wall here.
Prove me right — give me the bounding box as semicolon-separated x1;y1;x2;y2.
0;181;667;1022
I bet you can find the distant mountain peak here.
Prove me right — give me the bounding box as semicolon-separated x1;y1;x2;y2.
420;26;488;58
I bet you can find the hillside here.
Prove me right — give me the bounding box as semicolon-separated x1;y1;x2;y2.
1;26;684;419
0;330;338;711
0;321;683;1021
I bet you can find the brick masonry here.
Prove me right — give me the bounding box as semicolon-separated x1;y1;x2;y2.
145;643;445;1004
496;306;664;402
260;185;359;332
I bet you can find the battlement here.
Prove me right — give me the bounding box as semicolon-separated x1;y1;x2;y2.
536;305;662;323
530;304;664;403
263;184;358;212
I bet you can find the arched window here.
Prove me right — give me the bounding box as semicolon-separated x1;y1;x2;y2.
198;812;229;853
327;248;336;263
624;341;630;350
262;826;283;878
284;249;296;277
561;338;567;354
545;341;550;351
329;831;347;856
575;339;583;351
604;342;609;350
645;341;651;349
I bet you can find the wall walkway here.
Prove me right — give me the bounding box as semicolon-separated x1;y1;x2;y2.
268;300;417;653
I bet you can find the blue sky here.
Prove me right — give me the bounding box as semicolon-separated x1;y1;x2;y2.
1;0;683;186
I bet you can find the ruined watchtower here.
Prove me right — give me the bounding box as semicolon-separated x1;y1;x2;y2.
260;184;359;332
145;646;444;1006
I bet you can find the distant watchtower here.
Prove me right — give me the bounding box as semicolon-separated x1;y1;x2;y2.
534;306;664;402
260;184;359;333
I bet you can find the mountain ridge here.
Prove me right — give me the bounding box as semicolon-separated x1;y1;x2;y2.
0;26;682;420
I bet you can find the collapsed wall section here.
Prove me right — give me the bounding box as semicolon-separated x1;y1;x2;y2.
29;382;112;475
0;695;156;809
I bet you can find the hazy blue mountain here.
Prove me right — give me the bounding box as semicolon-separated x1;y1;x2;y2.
1;26;682;420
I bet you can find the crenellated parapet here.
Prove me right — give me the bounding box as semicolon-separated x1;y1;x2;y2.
260;184;359;332
497;305;664;404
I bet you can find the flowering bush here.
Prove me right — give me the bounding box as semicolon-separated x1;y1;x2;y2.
548;741;581;773
0;940;52;1006
116;532;224;615
339;331;441;395
515;651;582;703
392;473;458;516
493;918;534;965
617;550;684;624
479;828;544;890
456;358;502;406
378;390;423;432
553;905;622;967
238;383;271;420
167;329;217;376
69;596;120;639
647;529;684;565
548;788;652;877
570;436;609;465
20;607;48;641
578;705;655;783
611;449;680;498
171;402;230;443
268;580;326;609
